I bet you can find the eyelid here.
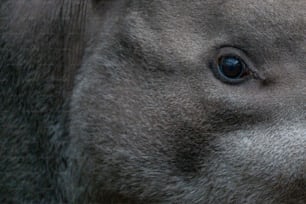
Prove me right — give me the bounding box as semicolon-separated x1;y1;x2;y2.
216;47;265;80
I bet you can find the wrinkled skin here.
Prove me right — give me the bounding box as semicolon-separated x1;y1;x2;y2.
1;0;306;203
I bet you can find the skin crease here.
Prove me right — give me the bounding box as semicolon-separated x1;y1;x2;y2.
1;0;305;203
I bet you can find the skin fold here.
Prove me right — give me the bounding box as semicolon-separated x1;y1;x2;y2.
1;0;305;203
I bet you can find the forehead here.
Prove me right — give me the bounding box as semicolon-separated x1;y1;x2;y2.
141;0;306;53
217;1;306;48
220;0;305;31
141;0;305;37
224;0;305;15
129;0;306;64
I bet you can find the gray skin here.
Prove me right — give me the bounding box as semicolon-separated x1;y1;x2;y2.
1;0;306;203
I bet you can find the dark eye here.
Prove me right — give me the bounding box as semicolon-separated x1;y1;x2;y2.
218;56;246;79
212;47;255;84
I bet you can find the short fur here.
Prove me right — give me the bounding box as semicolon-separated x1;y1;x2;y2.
1;0;306;203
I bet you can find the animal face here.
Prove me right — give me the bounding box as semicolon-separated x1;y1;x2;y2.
68;0;306;203
1;0;305;203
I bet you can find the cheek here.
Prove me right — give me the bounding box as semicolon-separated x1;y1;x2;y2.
218;122;306;179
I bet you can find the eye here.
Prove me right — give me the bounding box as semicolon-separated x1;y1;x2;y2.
212;47;257;84
218;56;247;80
